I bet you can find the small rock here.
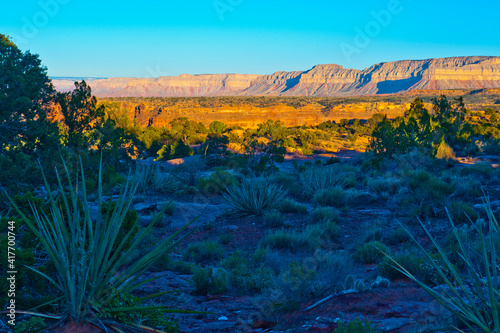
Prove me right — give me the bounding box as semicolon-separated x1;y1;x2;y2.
218;316;228;321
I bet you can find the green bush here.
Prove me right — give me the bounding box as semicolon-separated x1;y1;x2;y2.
192;266;227;295
354;241;389;264
322;220;341;240
310;206;340;223
457;161;494;180
222;178;288;217
197;169;239;196
184;241;225;264
367;177;401;195
448;200;479;224
260;230;315;253
279;198;308;214
313;187;347;207
269;172;303;198
156;139;194;161
334;318;379;333
221;252;275;293
300;165;355;196
264;211;286;227
378;252;436;285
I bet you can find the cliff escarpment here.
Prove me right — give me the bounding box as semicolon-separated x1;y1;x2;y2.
53;56;500;97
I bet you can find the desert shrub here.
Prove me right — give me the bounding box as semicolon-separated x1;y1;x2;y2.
384;227;412;244
133;164;178;194
426;177;454;200
313;252;354;294
184;241;225;264
170;158;205;187
221;252;275;293
268;171;303;198
264;211;286;227
447;200;479;224
279;198;308;214
310;206;340;223
219;232;233;244
378;252;435;285
322;220;341;240
264;252;354;311
334;318;379;333
450;175;482;199
382;198;500;332
197;169;239;196
260;229;317;253
162;201;176;215
354;241;388;264
435;140;456;159
367;177;401;195
222;178;288;217
407;169;432;188
457;161;494;181
156;139;194;160
192;266;228;295
299;164;355;196
393;149;437;171
313;187;347;207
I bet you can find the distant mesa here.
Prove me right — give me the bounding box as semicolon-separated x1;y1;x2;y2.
52;56;500;97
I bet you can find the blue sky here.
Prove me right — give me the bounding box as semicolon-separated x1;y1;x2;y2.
1;0;499;77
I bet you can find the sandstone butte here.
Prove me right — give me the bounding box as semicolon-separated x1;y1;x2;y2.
53;56;500;98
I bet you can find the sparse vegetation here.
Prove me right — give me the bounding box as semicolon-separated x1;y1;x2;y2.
222;178;288;217
3;34;500;332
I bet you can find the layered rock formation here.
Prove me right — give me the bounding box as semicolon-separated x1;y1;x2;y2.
53;56;500;97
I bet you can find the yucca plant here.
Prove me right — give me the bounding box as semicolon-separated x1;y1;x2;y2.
222;178;288;217
8;156;200;332
382;196;500;332
299;165;352;196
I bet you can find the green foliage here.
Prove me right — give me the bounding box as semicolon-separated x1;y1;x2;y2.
222;178;288;217
156;139;194;160
300;165;355;196
169;117;207;144
264;210;286;227
378;252;436;285
370;96;473;157
334;318;379;333
100;292;180;331
383;198;500;332
259;224;328;253
448;200;479;224
58;80;106;150
101;201;139;253
221;251;275;293
310;206;340;223
7;155;198;329
313;187;347;207
192;266;227;295
219;232;233;245
184;241;225;264
197;169;239;196
201;134;230;166
354;241;388;264
208;120;228;134
279;198;308;214
11;316;46;333
0;34;58;151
